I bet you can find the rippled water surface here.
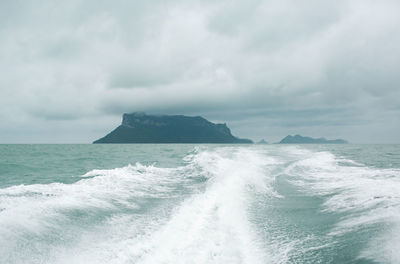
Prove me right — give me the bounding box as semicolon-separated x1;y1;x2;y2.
0;144;399;263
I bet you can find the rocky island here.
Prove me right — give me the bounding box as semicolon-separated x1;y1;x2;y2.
279;134;348;144
93;112;253;144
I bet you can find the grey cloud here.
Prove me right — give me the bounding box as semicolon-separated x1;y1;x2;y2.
0;0;399;143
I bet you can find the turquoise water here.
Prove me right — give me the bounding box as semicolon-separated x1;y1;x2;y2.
0;144;399;263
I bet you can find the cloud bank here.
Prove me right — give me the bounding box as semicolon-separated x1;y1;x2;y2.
0;0;399;143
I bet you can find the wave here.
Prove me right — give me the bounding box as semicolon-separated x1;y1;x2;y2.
282;147;400;263
1;146;400;263
0;147;282;264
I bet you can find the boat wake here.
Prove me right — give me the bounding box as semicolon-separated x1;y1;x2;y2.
1;146;400;263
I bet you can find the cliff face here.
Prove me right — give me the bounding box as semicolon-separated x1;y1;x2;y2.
279;134;348;144
93;113;253;144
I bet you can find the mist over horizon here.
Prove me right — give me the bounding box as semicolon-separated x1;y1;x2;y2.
1;0;400;143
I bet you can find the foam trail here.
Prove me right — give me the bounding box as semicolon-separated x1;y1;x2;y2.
0;147;279;264
113;148;278;264
282;146;400;263
4;145;399;263
0;163;194;264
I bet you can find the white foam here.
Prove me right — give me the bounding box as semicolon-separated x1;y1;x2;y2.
0;147;282;264
0;162;192;263
283;147;400;263
108;148;279;264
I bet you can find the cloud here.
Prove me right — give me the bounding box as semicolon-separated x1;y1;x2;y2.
0;0;399;143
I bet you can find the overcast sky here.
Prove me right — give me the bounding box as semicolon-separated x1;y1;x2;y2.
1;0;399;143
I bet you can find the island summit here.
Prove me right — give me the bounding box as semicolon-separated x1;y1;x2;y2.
93;112;253;144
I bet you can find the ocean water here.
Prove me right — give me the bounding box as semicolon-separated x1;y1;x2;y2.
0;144;400;264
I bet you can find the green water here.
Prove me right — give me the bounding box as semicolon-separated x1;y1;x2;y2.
0;144;399;263
0;144;194;187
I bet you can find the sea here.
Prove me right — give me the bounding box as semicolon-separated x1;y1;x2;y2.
0;144;400;264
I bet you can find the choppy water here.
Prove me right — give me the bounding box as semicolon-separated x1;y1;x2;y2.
0;144;400;264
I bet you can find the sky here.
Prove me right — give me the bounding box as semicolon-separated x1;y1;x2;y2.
0;0;399;143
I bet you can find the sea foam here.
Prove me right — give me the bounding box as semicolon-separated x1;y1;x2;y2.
1;146;400;263
0;147;280;264
282;147;400;263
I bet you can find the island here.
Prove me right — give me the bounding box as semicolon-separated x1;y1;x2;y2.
93;112;253;144
257;139;268;144
279;134;348;144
